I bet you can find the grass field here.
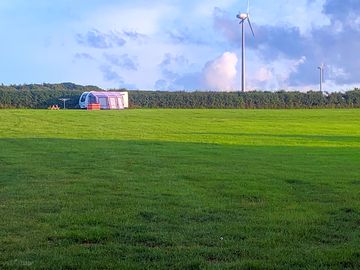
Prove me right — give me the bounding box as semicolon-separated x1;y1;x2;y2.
0;109;359;269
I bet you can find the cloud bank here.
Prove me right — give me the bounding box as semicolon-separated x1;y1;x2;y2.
202;52;238;91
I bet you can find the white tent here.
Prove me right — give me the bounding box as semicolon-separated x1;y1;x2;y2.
79;91;129;110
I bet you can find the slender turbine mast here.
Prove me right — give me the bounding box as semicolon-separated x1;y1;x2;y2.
237;0;255;92
317;64;325;92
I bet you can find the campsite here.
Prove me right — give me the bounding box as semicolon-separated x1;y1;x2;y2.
1;0;360;269
0;109;359;269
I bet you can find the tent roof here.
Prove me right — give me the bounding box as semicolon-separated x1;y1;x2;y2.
89;91;127;98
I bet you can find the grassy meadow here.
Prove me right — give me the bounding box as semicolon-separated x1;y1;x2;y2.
0;109;359;269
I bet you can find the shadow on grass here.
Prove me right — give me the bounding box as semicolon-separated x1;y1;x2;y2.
181;132;360;144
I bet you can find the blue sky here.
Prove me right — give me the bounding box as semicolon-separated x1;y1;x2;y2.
0;0;359;91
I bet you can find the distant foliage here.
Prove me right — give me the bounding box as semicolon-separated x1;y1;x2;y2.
0;83;100;109
129;89;360;109
0;83;359;109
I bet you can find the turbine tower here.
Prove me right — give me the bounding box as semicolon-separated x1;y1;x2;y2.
237;0;255;92
317;64;325;92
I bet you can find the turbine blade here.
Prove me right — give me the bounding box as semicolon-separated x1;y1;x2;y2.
247;18;255;37
247;0;250;14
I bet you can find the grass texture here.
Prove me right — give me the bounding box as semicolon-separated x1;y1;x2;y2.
0;109;359;269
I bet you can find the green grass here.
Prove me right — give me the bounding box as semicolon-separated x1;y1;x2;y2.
0;109;359;269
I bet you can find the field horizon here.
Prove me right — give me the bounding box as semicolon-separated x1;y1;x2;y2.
0;109;359;269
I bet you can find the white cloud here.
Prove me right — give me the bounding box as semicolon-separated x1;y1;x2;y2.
81;5;171;35
253;0;330;35
254;67;273;82
325;64;349;81
247;54;306;90
202;52;238;91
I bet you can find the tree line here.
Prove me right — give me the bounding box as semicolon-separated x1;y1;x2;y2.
0;83;359;109
0;83;98;109
128;90;360;109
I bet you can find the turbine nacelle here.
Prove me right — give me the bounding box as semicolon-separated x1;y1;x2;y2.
237;13;249;20
236;12;255;37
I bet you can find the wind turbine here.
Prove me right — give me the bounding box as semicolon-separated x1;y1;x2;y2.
317;64;325;92
237;0;255;92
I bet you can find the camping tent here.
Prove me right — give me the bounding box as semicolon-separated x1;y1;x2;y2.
79;91;129;110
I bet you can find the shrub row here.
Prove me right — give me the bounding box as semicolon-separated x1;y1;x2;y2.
0;83;359;109
129;90;360;109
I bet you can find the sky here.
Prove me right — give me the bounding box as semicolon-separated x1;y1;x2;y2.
0;0;359;92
